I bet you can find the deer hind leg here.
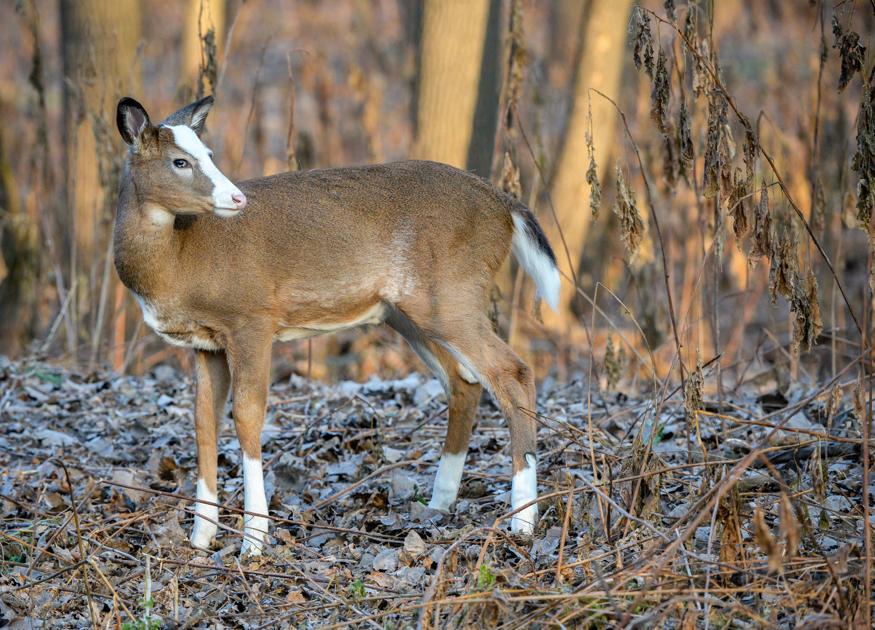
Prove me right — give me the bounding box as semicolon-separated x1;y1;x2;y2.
191;349;230;550
439;325;539;535
226;330;272;557
385;308;483;511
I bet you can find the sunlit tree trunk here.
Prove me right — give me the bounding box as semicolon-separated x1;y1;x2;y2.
181;0;225;98
61;0;141;361
540;0;633;334
412;0;500;177
547;0;586;87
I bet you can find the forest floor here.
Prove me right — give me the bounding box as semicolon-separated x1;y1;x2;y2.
0;357;869;628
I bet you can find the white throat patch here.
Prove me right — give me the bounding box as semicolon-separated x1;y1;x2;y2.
164;124;243;211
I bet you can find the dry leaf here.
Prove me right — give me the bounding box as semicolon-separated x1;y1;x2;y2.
753;507;781;574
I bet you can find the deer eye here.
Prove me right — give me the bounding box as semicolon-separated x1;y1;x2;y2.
172;158;190;169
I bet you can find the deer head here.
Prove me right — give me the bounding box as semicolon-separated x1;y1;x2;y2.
116;96;247;218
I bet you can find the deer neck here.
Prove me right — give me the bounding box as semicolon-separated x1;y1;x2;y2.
113;180;183;301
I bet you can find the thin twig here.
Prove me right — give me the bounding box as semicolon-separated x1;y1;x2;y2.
590;88;686;390
57;458;98;629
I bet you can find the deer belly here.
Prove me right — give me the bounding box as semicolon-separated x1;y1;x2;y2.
275;302;386;342
134;295;222;351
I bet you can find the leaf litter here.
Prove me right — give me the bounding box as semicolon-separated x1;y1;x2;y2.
0;357;870;627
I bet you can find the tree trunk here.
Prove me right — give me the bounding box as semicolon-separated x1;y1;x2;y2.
466;0;503;177
547;0;587;87
412;0;500;176
61;0;141;357
181;0;225;98
540;0;633;334
0;114;39;355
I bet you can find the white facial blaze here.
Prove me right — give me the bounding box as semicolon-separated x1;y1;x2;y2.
190;478;218;550
429;451;466;511
510;453;538;535
165;124;243;211
240;454;269;557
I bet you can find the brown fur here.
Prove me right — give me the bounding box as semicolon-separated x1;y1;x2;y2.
193;350;230;498
115;98;550;549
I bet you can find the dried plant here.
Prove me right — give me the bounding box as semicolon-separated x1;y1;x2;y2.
684;355;703;418
677;96;694;182
810;438;827;499
753;507;781;574
585;98;601;218
790;268;823;352
197;27;218;99
661;127;678;191
717;490;745;570
852;80;875;227
499;151;521;200
691;39;709;99
728;168;750;241
778;494;800;561
632;7;654;78
702;92;730;200
750;181;772;259
682;5;697;58
768;214;797;304
831;15;865;92
742;127;757;187
612;165;645;257
650;47;670;134
604;336;624;391
504;0;526;130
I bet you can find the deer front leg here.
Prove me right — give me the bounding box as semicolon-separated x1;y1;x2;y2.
191;350;230;550
227;332;272;557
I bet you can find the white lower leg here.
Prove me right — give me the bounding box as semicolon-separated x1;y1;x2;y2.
510;453;538;535
190;478;218;550
240;454;269;556
428;451;466;510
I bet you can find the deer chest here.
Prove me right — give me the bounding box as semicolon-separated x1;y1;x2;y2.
133;293;223;351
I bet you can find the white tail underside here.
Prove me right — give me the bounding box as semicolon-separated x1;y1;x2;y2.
511;213;561;310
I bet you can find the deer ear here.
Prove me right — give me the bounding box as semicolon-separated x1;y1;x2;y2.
117;97;152;147
162;95;214;136
188;95;214;134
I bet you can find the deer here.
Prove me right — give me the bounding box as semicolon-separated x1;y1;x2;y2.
114;95;561;557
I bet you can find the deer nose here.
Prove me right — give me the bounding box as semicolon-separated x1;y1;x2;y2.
232;192;247;209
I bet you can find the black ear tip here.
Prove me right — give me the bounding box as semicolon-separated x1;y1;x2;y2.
117;96;143;111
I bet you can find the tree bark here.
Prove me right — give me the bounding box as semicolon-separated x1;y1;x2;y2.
0;114;38;355
466;0;503;177
181;0;225;98
61;0;141;357
547;0;587;87
540;0;633;333
412;0;499;176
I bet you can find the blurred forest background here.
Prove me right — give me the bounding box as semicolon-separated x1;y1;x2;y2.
0;0;874;392
2;3;875;625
